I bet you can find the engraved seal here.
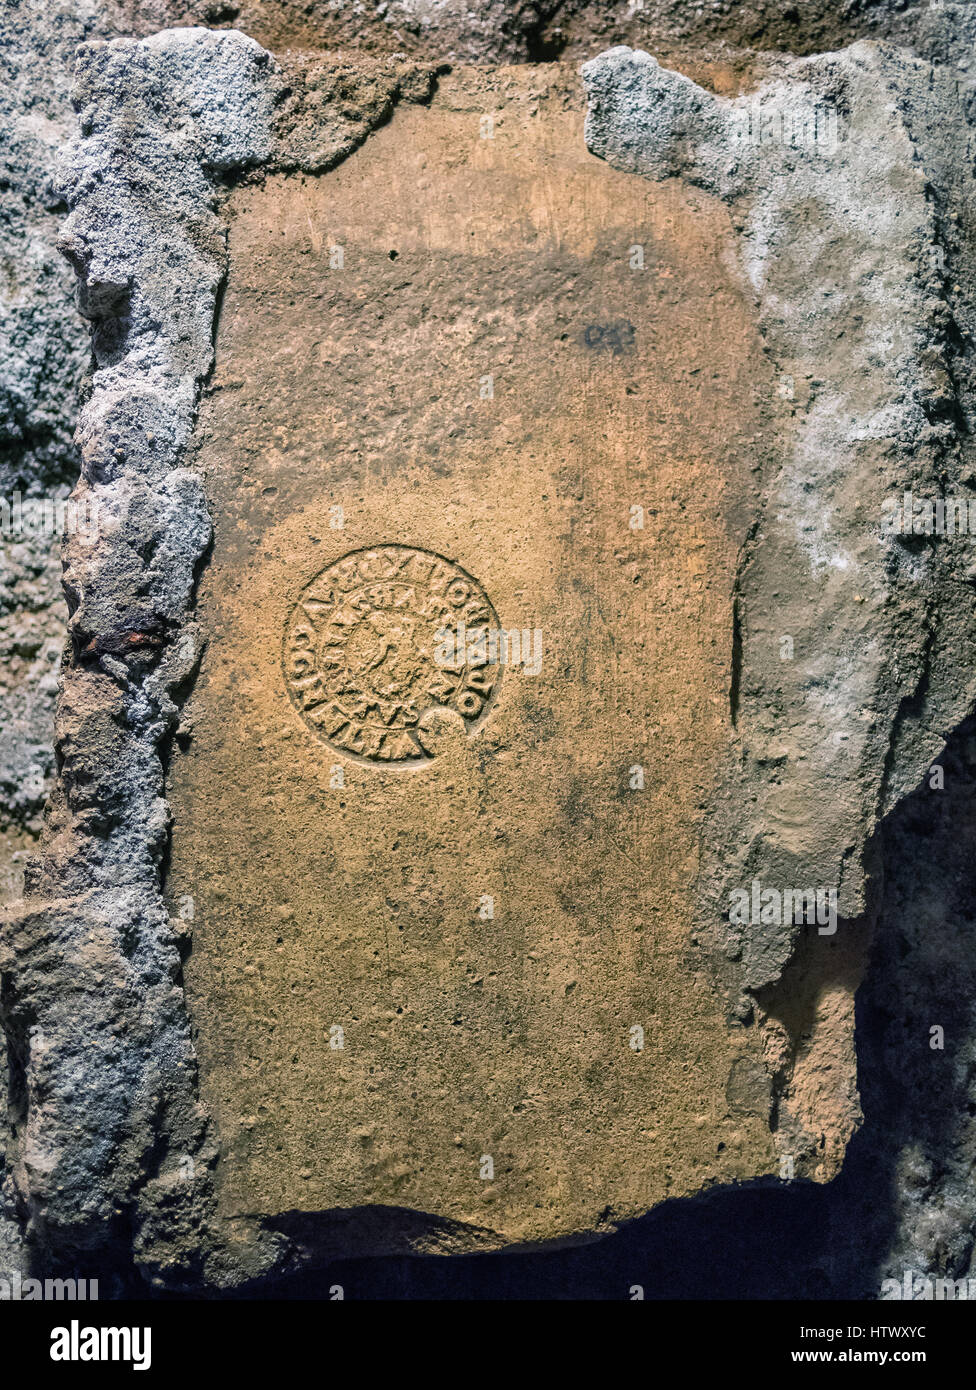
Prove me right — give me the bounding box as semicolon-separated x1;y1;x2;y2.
283;545;502;763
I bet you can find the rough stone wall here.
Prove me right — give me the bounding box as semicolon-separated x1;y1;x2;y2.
2;0;976;1295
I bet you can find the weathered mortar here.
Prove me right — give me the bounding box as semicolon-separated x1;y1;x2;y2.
582;42;976;1178
3;27;277;1281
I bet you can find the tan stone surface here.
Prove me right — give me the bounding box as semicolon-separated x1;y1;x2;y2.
167;65;783;1248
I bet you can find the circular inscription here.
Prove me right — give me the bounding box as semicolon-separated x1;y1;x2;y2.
283;545;502;763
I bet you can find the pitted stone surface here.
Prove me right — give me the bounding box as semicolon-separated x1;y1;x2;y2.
165;62;789;1251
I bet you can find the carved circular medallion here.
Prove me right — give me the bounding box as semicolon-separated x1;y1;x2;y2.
283;545;502;763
